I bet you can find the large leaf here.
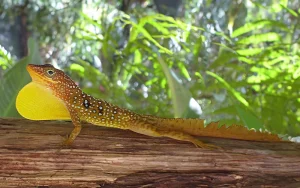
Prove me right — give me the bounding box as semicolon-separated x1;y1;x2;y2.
0;38;42;117
157;57;202;118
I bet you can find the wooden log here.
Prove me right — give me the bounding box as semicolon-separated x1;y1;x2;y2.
0;118;299;187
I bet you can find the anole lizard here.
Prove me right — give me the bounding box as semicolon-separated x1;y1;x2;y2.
16;64;283;149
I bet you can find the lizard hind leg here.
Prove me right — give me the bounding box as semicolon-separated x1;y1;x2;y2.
156;130;220;149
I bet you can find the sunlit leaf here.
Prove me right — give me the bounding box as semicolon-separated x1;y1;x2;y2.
129;21;172;54
232;20;288;37
280;4;298;17
146;19;170;35
145;77;159;86
237;57;254;64
70;63;85;77
178;62;191;80
293;67;300;79
236;48;262;56
237;32;281;45
206;71;249;107
0;45;13;70
134;49;142;64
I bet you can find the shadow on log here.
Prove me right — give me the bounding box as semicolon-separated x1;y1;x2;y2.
0;118;300;187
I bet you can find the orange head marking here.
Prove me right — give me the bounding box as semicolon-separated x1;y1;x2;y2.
27;64;65;85
26;64;78;100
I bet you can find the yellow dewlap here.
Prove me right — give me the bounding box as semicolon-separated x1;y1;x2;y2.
16;82;71;120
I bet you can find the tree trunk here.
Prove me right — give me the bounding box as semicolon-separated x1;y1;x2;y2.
0;118;299;187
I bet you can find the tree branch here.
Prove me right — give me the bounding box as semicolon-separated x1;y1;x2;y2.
0;118;299;187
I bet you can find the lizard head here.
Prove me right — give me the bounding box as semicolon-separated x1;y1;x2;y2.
27;64;66;86
16;64;74;120
26;64;78;96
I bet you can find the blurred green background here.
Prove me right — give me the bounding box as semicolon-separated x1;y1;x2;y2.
0;0;299;137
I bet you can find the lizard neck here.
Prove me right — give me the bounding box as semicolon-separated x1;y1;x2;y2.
49;73;81;103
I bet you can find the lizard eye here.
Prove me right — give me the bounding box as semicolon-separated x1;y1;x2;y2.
46;69;55;77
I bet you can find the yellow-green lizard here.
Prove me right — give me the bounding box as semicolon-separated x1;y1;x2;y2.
16;64;282;149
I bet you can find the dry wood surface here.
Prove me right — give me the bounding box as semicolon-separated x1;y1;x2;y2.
0;118;300;187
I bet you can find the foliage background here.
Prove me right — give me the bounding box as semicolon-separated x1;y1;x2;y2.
0;0;299;137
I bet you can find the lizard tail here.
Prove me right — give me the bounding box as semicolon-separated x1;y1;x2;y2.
145;116;283;142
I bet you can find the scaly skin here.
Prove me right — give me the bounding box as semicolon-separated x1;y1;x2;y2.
19;64;283;149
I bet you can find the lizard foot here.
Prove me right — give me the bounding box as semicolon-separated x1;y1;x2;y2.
155;129;221;149
60;135;74;148
191;139;221;149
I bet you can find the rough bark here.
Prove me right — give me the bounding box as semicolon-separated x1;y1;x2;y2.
0;118;299;188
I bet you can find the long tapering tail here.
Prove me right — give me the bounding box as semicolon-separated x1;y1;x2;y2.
144;116;283;142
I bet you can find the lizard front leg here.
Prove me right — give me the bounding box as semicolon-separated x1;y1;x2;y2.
62;108;82;146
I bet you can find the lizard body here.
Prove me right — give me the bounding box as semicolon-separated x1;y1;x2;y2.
16;64;282;149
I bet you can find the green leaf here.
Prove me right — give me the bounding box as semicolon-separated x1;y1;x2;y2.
237;32;281;45
127;15;175;54
130;22;172;54
211;105;238;116
236;48;262;56
232;20;288;38
0;45;13;69
178;62;191;80
146;19;170;35
0;38;42;117
192;35;204;61
280;4;298;17
157;57;202;118
235;104;264;130
70;63;85;77
134;49;142;64
209;49;237;69
206;71;264;129
206;71;249;107
293;66;300;79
